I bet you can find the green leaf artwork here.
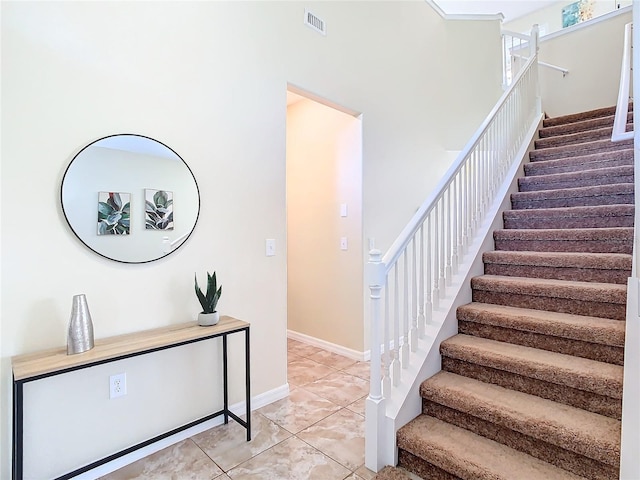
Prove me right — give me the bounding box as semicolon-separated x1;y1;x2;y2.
145;189;174;230
97;192;131;235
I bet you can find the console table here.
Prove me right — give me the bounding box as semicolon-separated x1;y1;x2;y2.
12;316;251;480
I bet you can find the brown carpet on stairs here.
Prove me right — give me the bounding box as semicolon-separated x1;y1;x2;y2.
394;104;631;480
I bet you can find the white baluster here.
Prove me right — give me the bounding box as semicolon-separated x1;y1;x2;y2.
402;251;409;367
433;206;440;308
462;164;469;255
438;201;446;298
418;225;426;338
425;215;433;324
392;265;400;385
445;188;452;286
452;177;459;275
382;277;391;399
410;239;418;352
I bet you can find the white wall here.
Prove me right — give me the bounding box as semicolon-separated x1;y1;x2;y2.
442;20;504;150
1;1;503;478
537;8;632;117
287;97;363;352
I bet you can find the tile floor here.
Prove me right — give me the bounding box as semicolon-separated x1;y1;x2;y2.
100;338;377;480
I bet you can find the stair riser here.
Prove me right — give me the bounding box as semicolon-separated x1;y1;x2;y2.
530;141;633;162
471;290;626;320
524;155;634;176
441;357;621;419
458;321;624;365
421;401;617;480
539;113;632;138
511;193;634;210
518;174;634;192
493;237;633;254
503;214;633;229
535;128;615;150
483;263;630;284
397;450;460;480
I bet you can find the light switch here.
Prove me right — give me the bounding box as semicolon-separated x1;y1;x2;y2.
266;239;276;256
340;203;348;217
340;237;348;250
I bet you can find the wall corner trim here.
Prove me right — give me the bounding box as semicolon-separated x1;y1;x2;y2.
424;1;504;22
444;13;505;22
424;0;446;18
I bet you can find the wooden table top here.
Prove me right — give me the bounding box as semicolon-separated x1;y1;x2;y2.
12;316;249;381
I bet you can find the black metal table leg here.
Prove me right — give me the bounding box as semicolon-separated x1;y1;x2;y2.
245;327;251;441
13;377;23;480
222;334;228;425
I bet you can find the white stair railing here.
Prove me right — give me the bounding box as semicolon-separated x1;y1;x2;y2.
502;26;569;89
365;28;543;472
501;29;532;88
612;22;633;143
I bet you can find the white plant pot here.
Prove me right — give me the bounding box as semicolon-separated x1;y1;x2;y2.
198;311;220;327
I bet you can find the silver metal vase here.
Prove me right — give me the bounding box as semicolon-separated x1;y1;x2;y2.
67;294;95;355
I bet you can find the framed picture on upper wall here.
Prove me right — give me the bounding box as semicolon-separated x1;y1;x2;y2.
145;189;174;230
562;0;594;28
97;192;131;235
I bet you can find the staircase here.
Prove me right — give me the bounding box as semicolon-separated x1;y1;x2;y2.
381;105;634;480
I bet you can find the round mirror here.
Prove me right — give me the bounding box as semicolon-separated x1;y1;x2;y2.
61;134;200;263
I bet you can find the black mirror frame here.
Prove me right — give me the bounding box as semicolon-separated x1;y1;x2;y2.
60;134;200;264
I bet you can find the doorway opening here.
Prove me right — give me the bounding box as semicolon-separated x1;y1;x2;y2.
285;86;364;357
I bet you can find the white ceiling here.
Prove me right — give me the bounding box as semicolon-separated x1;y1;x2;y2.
433;1;561;22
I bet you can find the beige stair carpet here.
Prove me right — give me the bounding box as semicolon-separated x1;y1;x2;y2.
394;104;632;480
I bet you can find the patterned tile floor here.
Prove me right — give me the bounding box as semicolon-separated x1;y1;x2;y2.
101;338;376;480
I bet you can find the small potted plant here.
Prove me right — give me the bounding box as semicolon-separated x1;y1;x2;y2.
195;271;222;326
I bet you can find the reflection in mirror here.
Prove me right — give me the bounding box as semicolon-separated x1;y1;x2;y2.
61;134;200;263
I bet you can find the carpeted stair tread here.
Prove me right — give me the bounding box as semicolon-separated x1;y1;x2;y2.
535;126;622;150
372;466;418;480
483;250;630;269
397;415;588;480
493;227;633;253
472;275;626;304
539;112;632;138
542;104;631;128
419;372;621;466
524;148;634;176
503;204;634;229
471;275;626;319
517;165;633;192
440;334;622;399
482;250;631;283
529;138;633;162
457;303;625;348
511;183;634;210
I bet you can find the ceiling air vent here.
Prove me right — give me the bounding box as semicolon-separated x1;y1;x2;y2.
304;9;326;36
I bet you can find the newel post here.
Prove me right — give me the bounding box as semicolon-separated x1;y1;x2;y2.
365;249;387;472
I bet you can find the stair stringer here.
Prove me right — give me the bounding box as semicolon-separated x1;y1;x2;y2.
369;115;543;471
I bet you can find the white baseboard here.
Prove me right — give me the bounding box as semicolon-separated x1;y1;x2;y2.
73;384;290;479
287;329;367;361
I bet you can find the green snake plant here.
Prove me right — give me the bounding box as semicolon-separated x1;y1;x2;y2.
195;271;222;314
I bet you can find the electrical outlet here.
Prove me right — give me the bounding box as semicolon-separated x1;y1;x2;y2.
109;373;127;399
